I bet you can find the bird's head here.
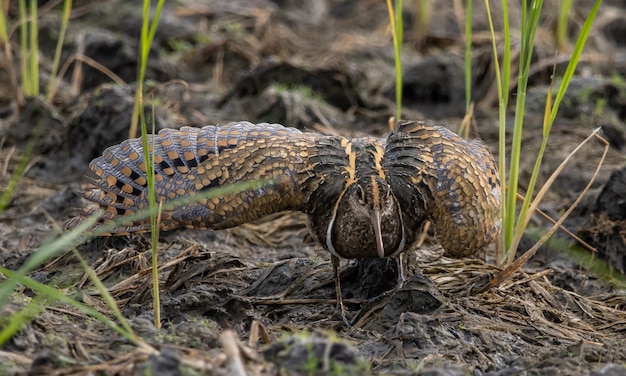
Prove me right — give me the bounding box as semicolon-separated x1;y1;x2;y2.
338;175;403;258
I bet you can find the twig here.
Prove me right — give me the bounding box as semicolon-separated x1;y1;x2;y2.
242;297;367;305
220;330;247;376
515;191;596;253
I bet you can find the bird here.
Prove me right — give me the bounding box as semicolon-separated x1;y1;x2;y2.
70;120;501;324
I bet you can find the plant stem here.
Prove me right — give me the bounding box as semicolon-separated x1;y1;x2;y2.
504;0;543;257
28;0;38;95
46;0;73;101
464;0;472;112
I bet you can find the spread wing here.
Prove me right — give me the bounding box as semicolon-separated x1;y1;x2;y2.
383;121;502;257
70;121;345;235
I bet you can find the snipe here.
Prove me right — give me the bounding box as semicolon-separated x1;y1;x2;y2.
70;120;502;324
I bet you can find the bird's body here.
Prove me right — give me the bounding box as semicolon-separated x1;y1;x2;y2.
72;120;501;323
77;120;500;259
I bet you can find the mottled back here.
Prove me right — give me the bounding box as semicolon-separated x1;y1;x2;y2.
384;121;501;257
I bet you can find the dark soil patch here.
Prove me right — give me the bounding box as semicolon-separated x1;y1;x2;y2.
1;1;626;375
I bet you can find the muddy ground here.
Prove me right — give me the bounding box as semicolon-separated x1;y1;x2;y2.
1;0;626;375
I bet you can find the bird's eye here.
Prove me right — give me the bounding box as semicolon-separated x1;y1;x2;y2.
356;185;366;203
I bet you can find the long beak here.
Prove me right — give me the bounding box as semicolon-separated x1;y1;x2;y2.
371;208;385;258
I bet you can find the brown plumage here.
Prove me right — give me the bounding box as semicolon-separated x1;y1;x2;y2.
70;120;501;323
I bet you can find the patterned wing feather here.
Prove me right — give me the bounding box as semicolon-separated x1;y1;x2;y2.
74;122;327;235
383;121;501;257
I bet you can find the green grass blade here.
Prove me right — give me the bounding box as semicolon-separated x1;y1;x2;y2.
70;247;137;339
508;0;602;260
85;179;272;238
0;1;8;43
386;0;403;126
549;0;602;126
0;267;140;346
0;294;48;345
509;80;553;256
0;215;97;315
464;0;472;112
136;0;167;329
138;113;158;327
147;0;166;48
142;100;161;328
28;0;38;95
129;0;166;139
501;0;510;109
150;113;161;330
498;0;510;262
0;178;268;303
504;0;544;256
483;0;507;261
394;0;403;123
46;0;73;101
0;135;38;213
18;0;29;96
557;0;573;50
0;176;266;346
0;157;272;351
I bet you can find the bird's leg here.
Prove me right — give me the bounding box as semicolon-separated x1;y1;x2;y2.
392;253;406;291
332;256;350;327
395;254;405;287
